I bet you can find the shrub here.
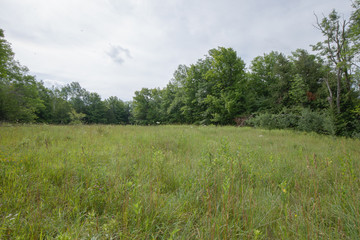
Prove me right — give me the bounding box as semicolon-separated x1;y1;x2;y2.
246;113;273;129
248;108;336;135
274;113;299;129
247;112;299;130
297;109;335;135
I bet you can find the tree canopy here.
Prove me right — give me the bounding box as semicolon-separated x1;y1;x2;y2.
1;2;359;137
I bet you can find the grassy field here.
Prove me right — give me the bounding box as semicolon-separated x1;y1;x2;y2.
0;124;359;239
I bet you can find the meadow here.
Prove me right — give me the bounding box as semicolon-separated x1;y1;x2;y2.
0;124;359;239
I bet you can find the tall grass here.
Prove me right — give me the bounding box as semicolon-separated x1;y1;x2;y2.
0;124;359;239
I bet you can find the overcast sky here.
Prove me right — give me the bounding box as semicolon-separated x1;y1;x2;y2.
0;0;353;101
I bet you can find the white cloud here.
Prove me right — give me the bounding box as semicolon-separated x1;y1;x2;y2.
0;0;354;100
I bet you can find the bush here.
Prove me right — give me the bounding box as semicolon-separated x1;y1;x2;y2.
298;109;335;135
248;108;335;135
275;113;299;129
247;112;298;130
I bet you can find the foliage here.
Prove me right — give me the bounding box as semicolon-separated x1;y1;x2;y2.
104;96;130;124
132;88;163;125
312;9;359;115
247;111;299;130
297;108;335;134
0;30;45;122
69;109;86;124
249;108;336;135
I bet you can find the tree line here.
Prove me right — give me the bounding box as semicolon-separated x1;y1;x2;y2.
0;28;132;125
1;2;359;137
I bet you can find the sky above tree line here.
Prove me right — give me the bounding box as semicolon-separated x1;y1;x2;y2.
0;0;353;101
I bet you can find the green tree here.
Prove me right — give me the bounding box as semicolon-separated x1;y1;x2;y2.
313;10;353;113
0;29;44;122
313;6;360;136
61;82;87;114
175;47;247;125
0;29;13;79
181;58;212;124
133;88;163;124
69;109;86;124
105;96;129;124
249;52;292;113
350;0;360;65
35;81;55;122
203;47;247;124
289;74;306;105
159;65;188;124
290;49;328;109
83;92;107;124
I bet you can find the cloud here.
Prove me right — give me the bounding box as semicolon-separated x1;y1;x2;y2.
107;45;132;65
0;0;354;101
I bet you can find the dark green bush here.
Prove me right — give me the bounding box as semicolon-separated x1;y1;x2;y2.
248;108;335;135
297;109;335;135
247;112;298;130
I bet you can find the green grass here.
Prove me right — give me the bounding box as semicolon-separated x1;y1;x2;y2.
0;124;359;239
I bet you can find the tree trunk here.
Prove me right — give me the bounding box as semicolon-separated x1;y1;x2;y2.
344;68;351;92
336;69;342;113
324;76;334;110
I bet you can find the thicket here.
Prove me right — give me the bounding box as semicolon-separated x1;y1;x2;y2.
1;2;360;137
248;109;336;135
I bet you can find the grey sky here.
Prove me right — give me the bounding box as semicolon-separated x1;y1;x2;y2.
0;0;353;101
